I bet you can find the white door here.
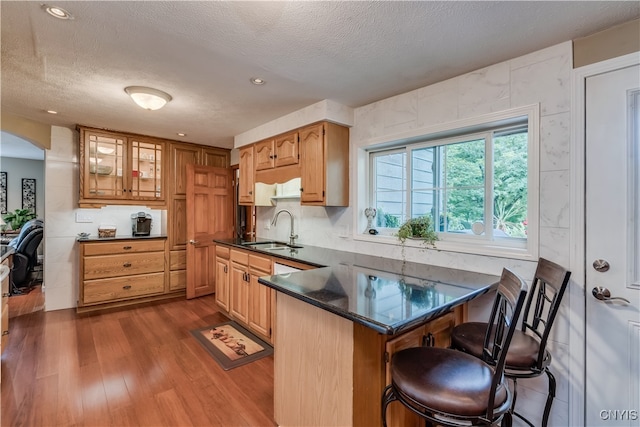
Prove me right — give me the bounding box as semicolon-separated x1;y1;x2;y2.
586;64;640;426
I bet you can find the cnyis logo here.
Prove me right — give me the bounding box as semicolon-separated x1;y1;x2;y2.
599;409;639;421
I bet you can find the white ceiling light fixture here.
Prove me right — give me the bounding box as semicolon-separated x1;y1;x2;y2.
250;77;266;85
124;86;172;110
42;4;74;20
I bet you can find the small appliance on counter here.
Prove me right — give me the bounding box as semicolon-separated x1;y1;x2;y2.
131;212;152;236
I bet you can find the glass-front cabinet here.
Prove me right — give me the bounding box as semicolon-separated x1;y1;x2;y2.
79;126;165;206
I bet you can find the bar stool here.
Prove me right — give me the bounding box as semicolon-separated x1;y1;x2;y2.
381;268;528;427
450;258;571;427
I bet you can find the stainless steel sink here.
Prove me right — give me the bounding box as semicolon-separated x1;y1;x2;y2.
242;241;303;250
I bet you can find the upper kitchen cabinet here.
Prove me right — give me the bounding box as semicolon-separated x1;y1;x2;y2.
255;132;299;171
79;126;166;207
238;145;255;205
299;122;349;206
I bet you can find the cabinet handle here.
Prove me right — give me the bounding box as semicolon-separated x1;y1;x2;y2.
300;188;303;192
422;333;434;347
249;191;253;195
123;262;132;268
2;293;9;298
123;246;132;250
273;154;277;158
224;265;228;273
122;285;132;290
2;331;9;336
269;155;274;159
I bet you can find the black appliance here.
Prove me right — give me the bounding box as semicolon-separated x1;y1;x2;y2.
131;212;152;236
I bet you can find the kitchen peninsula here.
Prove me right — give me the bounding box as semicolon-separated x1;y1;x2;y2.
215;239;499;427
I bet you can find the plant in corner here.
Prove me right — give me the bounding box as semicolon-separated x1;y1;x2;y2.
2;208;36;231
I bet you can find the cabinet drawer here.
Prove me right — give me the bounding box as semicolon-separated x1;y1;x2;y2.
83;273;165;304
216;245;230;258
231;249;249;265
170;269;186;291
84;252;164;279
249;254;271;273
170;250;186;270
1;302;7;353
83;239;165;256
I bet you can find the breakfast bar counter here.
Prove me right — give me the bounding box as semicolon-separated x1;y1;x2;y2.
216;239;499;427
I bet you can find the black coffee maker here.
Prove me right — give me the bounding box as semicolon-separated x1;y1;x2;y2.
131;212;152;236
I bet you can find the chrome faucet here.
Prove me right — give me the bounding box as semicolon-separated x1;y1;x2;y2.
271;209;298;246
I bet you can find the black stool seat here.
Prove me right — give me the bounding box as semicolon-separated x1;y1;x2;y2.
452;322;546;369
391;347;509;416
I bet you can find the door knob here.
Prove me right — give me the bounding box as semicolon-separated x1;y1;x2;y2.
592;286;631;304
189;239;199;245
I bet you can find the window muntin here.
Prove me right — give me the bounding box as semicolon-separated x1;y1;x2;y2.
369;123;529;246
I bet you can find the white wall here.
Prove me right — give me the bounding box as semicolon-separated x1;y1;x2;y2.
44;127;166;311
256;41;573;426
0;157;45;220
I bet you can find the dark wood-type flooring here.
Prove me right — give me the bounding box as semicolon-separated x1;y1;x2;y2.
1;286;276;427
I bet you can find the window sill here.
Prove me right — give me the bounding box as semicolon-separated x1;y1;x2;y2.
352;232;537;261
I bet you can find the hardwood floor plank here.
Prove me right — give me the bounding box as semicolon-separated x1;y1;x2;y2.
2;293;276;427
79;362;111;427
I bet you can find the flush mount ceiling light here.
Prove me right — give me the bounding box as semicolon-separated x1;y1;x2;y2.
124;86;172;110
250;77;266;85
42;4;74;20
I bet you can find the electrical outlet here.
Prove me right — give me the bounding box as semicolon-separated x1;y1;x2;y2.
264;220;271;230
75;212;93;223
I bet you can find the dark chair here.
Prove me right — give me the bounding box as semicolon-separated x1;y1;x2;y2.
7;218;43;249
381;268;528;427
450;258;571;427
11;227;44;292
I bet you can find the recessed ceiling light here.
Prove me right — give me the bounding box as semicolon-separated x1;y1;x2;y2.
250;77;266;85
177;133;186;137
42;4;74;20
46;110;58;114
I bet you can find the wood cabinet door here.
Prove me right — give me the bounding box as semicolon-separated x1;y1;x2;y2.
201;147;230;168
238;146;255;205
215;256;230;311
248;266;272;338
422;310;456;349
299;124;325;203
230;261;249;323
171;143;200;196
186;164;233;299
129;137;165;201
254;139;275;171
384;326;428;427
274;132;299;167
80;129;127;200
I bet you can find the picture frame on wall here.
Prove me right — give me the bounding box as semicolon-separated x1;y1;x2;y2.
22;178;36;212
0;172;6;214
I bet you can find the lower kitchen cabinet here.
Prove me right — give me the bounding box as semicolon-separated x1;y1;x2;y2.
1;254;11;362
222;246;274;343
248;253;272;338
215;245;230;312
78;237;179;312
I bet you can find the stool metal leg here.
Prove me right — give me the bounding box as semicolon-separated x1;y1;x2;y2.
542;368;556;427
381;384;397;427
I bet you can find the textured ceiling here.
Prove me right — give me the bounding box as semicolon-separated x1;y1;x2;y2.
1;1;639;153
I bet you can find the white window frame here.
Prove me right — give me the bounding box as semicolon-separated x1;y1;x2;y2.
355;104;539;260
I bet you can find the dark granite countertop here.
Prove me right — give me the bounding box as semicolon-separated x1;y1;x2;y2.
77;234;167;242
215;238;499;335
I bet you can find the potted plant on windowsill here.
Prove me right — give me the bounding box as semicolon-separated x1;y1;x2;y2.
396;215;438;246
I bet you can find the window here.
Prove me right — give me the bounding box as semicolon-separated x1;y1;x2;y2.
367;108;537;258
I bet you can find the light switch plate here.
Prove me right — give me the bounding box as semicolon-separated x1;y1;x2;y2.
75;212;93;223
